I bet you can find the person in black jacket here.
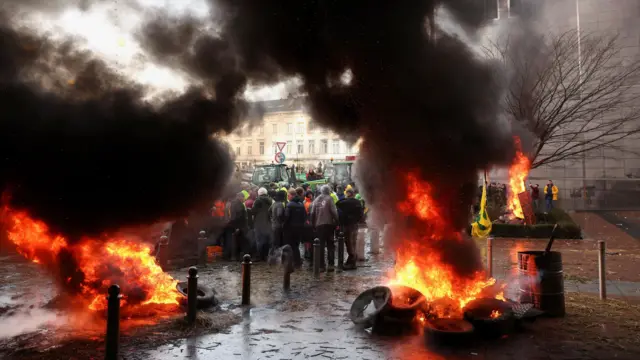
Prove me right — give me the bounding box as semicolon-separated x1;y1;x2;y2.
251;188;273;261
229;191;249;260
283;188;306;268
336;188;364;270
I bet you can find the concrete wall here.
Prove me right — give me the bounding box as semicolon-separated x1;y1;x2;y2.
494;0;640;210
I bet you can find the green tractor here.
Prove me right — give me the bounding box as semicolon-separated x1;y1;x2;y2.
325;160;355;190
251;164;297;189
252;163;328;191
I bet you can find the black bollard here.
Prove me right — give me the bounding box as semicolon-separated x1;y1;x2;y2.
241;254;252;305
186;266;198;324
313;238;321;277
157;235;169;270
105;285;121;360
337;231;345;271
198;231;208;265
232;230;240;262
282;245;294;291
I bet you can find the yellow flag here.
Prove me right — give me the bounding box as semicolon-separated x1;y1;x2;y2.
471;177;492;238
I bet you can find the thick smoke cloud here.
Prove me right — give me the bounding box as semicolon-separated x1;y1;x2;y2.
3;0;517;281
0;12;242;240
203;0;515;276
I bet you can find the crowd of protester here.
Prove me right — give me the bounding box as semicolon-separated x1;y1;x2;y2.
210;182;365;272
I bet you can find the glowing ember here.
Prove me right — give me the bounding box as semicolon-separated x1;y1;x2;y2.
490;310;501;319
388;172;500;318
507;137;531;219
1;206;180;311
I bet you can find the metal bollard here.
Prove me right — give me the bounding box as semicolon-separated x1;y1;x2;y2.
356;229;365;261
598;240;606;300
313;238;321;277
105;285;122;360
337;232;345;271
231;230;240;262
186;267;198;324
486;236;493;278
157;235;169;269
241;254;252;305
369;228;380;254
198;231;208;266
282;245;294;291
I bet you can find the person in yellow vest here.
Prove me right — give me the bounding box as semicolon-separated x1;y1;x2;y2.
543;180;559;212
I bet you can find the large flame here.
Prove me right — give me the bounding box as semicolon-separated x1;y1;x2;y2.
388;172;499;317
507;137;531;219
2;206;180;311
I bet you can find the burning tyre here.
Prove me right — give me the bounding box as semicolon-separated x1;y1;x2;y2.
176;281;217;309
462;298;515;339
423;318;474;347
349;286;392;327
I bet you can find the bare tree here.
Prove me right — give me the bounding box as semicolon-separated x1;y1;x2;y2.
487;29;640;168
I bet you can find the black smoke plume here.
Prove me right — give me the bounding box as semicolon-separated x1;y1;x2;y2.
202;0;514;277
0;11;243;241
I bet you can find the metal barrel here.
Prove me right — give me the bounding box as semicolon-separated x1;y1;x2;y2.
517;250;565;317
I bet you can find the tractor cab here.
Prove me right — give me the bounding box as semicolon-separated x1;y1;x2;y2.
326;160;355;189
251;164;297;188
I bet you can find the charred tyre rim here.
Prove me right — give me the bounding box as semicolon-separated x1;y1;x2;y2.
349;286;392;327
176;281;217;309
385;285;427;324
424;318;474;347
462;298;515;338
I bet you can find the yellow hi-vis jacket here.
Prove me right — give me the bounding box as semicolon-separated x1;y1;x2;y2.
543;185;559;201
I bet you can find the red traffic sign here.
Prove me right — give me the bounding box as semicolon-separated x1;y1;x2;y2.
274;152;286;164
276;142;286;152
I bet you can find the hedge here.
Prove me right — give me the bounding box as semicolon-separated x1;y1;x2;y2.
470;208;582;239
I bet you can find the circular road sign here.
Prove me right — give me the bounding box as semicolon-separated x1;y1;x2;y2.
275;152;286;164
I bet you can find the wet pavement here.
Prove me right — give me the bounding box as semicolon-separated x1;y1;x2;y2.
2;226;640;359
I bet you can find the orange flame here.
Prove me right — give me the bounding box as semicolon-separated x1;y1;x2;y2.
388;172;500;318
2;206;180;311
507;137;530;219
490;310;501;319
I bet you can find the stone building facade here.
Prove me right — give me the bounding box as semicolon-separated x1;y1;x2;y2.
223;97;358;170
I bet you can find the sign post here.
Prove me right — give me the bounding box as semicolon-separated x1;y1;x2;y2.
274;152;286;164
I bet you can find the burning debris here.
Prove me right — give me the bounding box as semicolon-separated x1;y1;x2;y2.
1;206;180;312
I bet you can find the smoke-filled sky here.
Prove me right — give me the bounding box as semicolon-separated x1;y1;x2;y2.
0;0;522;254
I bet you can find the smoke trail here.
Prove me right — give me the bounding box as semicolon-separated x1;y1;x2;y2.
200;0;516;276
0;11;243;240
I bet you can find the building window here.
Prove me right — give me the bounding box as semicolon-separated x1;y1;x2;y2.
287;123;293;134
272;123;278;135
286;141;292;154
259;126;264;135
309;140;315;154
259;141;264;155
297;123;305;134
509;0;538;18
247;145;252;155
321;139;328;154
484;0;498;20
297;140;304;154
332;140;340;154
236;146;241;156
